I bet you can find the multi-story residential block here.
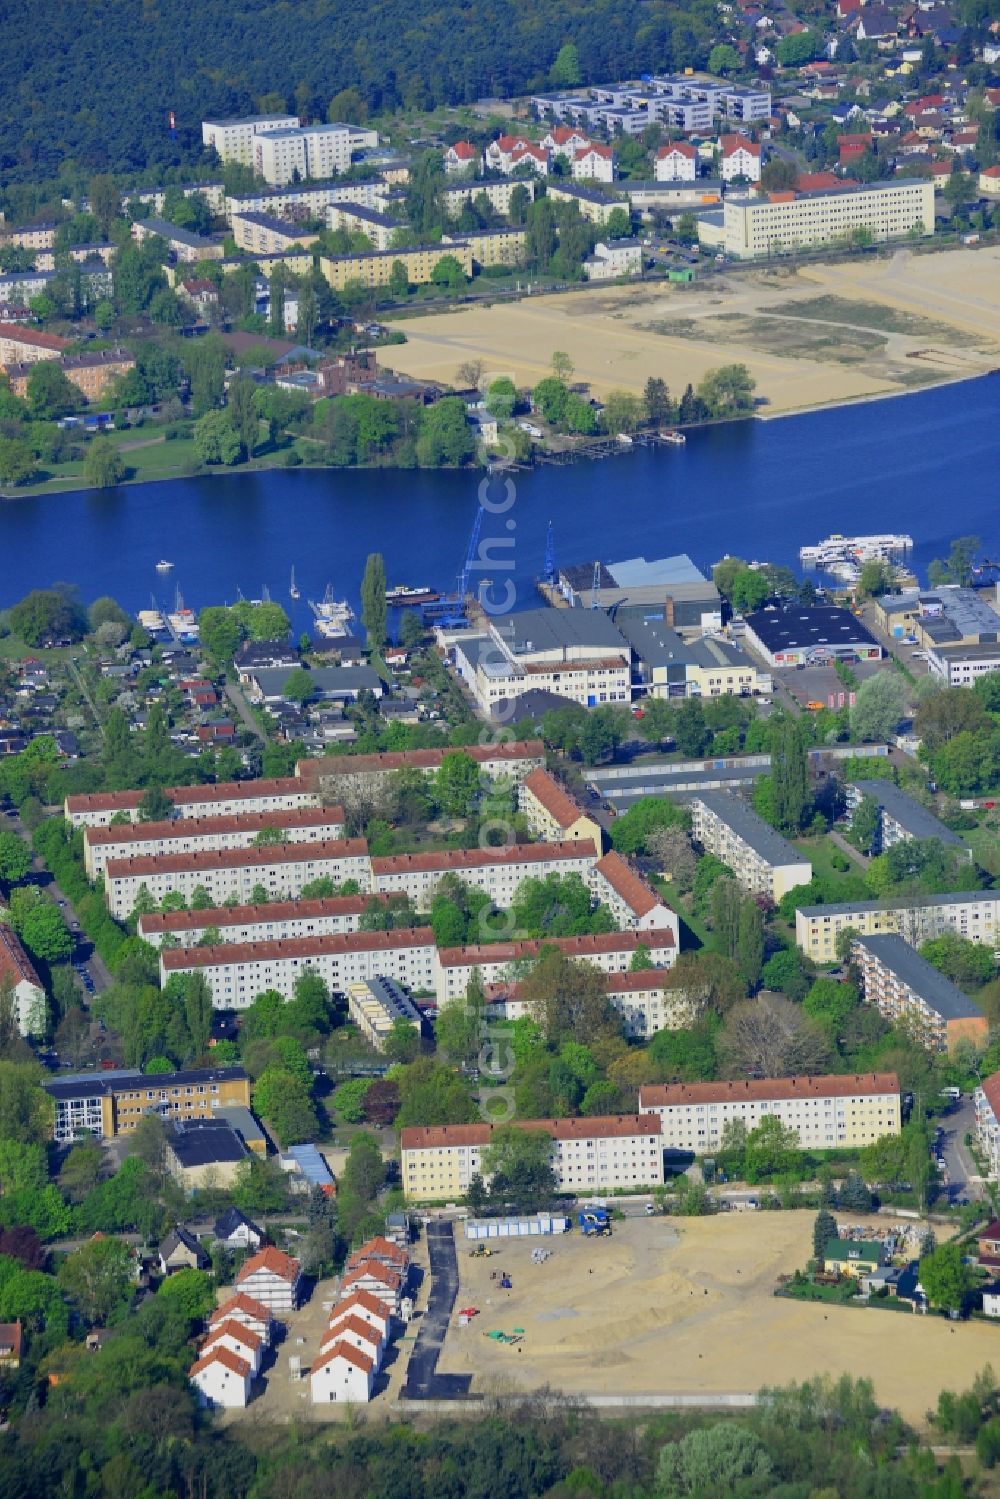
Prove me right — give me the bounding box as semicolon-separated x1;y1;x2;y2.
488;967;699;1039
846;779;966;855
655;143;699;181
723;179;934;259
720;134;762;182
519;767;605;848
33;243;117;273
440;179;536;218
83;805;345;881
573;145;616;182
104;838;370;920
202;115;300;166
225;180;383;225
434;928;676;1004
0;323;71;368
371;840;598;906
132;218;223;263
639;1073;901;1153
541;126;593;157
296;740;544;801
400;1114;664;1201
0;923;46;1037
230;212;319;256
483;135;551;175
137;892;393;949
66;775;316;829
43;1066;251;1145
975;1072;1000;1182
326;203;404;253
796;891;1000;963
583;238;642;280
160;928;437;1008
346;977;423;1051
444;226;527;267
0;222;59;251
544;181;621;224
119;181;226;216
251;123;377;185
688;792;812;901
588;850;678;936
319;241;474;290
451;609;632;715
7;348;135;405
852;934;988;1053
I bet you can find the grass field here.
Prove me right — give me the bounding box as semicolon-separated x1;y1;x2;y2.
764;294;981;342
437;1213;989;1422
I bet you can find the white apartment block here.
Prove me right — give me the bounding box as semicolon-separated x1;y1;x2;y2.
639;1073;901;1153
451;613;632;715
225;180;383;224
65;776;317;828
346;977;423;1051
137;893;392;949
724;179;934;259
795;891;1000;964
160;928;437;1008
230;212;319;256
490;968;699;1039
400;1114;664;1202
588;850;679;936
975;1072;1000;1182
572;145;616;182
83;805;344;880
202;115;300;166
235;1247;301;1312
433;929;676;1005
688;792;812;901
519;767;604;847
851;934;988;1054
441;179;537;218
252;123;376;186
104;838;370;920
0;922;46;1037
584;239;643;281
720;135;761;182
295;740;544;800
655;144;698;181
370;840;599;907
326;202;402;252
845;780;966;857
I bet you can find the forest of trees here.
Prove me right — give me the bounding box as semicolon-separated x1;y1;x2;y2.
1;0;721;187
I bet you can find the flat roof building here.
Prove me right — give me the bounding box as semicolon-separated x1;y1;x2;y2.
688;792;812;901
724;179;934;259
43;1066;251;1144
640;1072;901;1152
202;115;300;166
743;605;883;668
796;890;1000;963
167;1118;249;1191
616;614;771;699
347;977;422;1052
846;779;965;854
852;933;988;1053
555;554;722;634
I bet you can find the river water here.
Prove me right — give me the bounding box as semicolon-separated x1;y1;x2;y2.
0;377;997;626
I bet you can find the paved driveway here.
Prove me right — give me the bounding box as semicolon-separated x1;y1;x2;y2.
939;1096;985;1202
401;1222;471;1399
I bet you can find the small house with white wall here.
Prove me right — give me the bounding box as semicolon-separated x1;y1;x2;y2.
235;1246;301;1312
320;1312;385;1369
213;1208;264;1251
340;1259;402;1312
209;1292;274;1342
720;134;761;182
200;1318;264;1375
310;1340;375;1403
655;143;698;181
345;1236;409;1277
329;1288;393;1338
189;1345;253;1409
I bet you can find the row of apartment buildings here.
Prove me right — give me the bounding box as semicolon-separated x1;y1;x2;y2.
795;889;1000;964
200;116;379;183
399;1070;902;1201
687;791;813;902
851;934;988;1054
529;72;771;137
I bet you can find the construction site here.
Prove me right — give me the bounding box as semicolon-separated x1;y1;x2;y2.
432;1212;1000;1423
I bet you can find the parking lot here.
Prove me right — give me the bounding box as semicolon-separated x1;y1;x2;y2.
777;655;889;713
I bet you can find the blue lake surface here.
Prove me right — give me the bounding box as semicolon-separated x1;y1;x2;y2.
0;376;997;629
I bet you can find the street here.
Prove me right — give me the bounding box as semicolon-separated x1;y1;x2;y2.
938;1095;985;1203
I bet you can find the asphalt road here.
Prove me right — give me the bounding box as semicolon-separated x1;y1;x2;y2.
938;1096;984;1203
401;1222;471;1400
3;806;110;999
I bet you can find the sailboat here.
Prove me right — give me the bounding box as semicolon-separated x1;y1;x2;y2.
290;566;300;601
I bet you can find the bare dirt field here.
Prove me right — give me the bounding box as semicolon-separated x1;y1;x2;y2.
435;1212;999;1423
385;246;1000;416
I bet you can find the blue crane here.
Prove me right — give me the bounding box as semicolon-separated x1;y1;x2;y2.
456;503;485;600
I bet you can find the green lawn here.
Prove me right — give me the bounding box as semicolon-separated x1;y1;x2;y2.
793;833;868;897
958;820;1000;879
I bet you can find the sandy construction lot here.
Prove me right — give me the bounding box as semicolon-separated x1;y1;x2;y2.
437;1213;999;1422
385;246;1000;416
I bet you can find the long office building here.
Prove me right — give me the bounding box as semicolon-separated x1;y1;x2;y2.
137;893;395;949
160;928;437;1008
65;776;317;828
105;838;370;920
851;934;988;1053
370;841;598;905
43;1066;251;1145
795;890;1000;963
723;179;934;259
401;1114;664;1202
83;805;345;880
296;741;544;798
688;792;812;901
846;780;966;855
638;1073;901;1153
433;929;677;1004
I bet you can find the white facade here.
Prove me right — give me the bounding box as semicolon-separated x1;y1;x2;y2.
190;1347;253;1408
161;928;437;1009
254;125;356;185
210;1294;273;1341
201;1320;264;1375
138;893;384;949
724;179;935;259
310;1343;375;1403
795;891;1000;964
720;138;762;182
640;1074;902;1153
83;806;344;880
202;115;299;166
65;776;316;828
434;929;676;1004
584;239;642;281
689;793;813;902
320;1312;385;1368
235;1249;301;1312
0;923;46;1037
370;841;598;906
975;1076;1000;1182
588;851;679;938
572;147;616;182
105;838;370;919
655;146;698;181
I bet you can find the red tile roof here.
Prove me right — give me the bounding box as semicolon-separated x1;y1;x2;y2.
979;1071;1000;1121
237;1247;300;1284
139;892;390;936
189;1345;251;1379
576;144;613;160
210;1293;273;1326
66;776;306;816
371;840;594;876
322;1313;382;1347
437;929;674;967
161;925;435;971
401;1113;661;1151
202;1318;263;1353
496;135;533;152
86;805;343;848
550;126;589;146
0;923;42;993
0;1321;22;1361
720;134;761;157
332;1288;393;1323
106;836;367;881
485;967;674;1005
297;741;543;785
345;1235;408;1269
594;850;665;919
342;1261;402;1292
797;171;841;192
310;1339;374;1376
522;767;588;830
0;322;71;352
639;1072;900;1110
658;142;698;159
448;142;477;159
